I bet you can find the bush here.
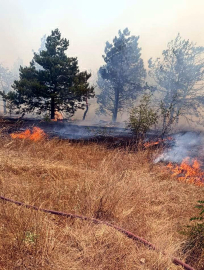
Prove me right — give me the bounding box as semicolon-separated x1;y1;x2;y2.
127;94;158;141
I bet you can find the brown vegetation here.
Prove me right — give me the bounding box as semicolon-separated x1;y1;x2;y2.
0;133;203;269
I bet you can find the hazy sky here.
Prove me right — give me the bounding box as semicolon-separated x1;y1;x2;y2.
1;0;204;74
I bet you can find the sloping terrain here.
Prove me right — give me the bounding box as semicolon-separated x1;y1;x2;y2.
0;134;203;269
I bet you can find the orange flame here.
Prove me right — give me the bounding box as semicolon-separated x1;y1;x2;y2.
167;157;204;187
51;111;63;122
144;137;172;148
11;127;46;141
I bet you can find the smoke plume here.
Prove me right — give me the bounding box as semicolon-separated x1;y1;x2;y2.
155;132;204;164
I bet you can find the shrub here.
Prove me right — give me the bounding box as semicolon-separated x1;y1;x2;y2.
127;94;158;141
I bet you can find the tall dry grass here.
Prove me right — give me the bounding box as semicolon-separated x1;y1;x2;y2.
0;134;203;269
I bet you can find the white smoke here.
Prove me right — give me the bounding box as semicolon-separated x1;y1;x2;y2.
44;122;130;140
155;132;204;164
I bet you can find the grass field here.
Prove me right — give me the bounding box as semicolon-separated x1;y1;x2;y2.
0;133;203;269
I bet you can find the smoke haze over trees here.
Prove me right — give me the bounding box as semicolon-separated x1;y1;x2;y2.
0;65;14;114
32;34;47;71
97;28;146;122
0;58;23;114
3;29;94;119
12;58;24;79
148;34;204;133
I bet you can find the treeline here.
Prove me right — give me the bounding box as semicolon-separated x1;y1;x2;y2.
97;29;204;136
1;28;204;134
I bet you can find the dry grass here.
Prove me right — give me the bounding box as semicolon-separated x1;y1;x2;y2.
0;134;203;269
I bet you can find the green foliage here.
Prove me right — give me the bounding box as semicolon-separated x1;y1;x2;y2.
181;201;204;265
97;28;146;121
3;29;94;119
127;94;158;140
24;231;38;245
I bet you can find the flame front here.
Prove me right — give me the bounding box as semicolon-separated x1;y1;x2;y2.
167;157;204;187
11;127;46;141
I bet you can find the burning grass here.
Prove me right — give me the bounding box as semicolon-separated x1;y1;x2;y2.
167;158;204;187
10;127;46;141
0;132;203;269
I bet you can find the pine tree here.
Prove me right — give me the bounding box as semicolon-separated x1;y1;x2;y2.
97;28;146;121
4;29;94;119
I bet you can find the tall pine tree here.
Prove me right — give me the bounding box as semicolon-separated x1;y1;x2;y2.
4;29;94;119
97;28;146;121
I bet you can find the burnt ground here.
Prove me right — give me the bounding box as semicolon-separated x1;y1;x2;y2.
0;116;161;149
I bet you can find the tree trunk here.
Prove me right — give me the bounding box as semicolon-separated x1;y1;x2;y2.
3;100;6;114
51;97;55;119
3;91;6;114
112;87;119;122
83;98;89;120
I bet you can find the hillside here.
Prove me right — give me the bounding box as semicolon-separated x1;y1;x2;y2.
0;133;203;269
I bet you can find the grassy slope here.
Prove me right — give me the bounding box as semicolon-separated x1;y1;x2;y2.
0;135;203;269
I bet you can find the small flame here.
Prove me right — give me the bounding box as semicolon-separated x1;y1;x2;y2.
167;157;204;187
144;137;172;148
11;127;46;141
51;111;63;122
